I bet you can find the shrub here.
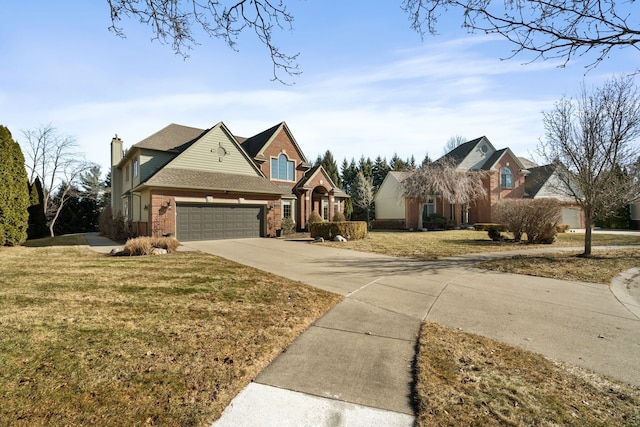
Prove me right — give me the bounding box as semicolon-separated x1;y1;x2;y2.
310;221;367;240
99;206;132;243
487;226;503;242
495;198;561;244
332;211;346;222
307;211;323;226
495;199;528;241
371;220;406;230
473;223;505;232
281;217;296;235
556;224;570;233
123;236;180;256
424;213;448;230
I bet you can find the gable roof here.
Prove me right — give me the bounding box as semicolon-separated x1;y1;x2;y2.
133;123;206;152
524;164;556;198
443;136;486;166
240;122;311;166
296;164;349;197
140;168;289;195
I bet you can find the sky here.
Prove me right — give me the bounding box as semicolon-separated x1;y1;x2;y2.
2;1;637;177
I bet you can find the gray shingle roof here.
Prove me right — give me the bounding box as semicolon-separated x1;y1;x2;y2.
524;164;556;198
134;124;206;152
240;123;282;158
143;168;289;195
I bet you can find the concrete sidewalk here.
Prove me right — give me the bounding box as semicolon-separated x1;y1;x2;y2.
177;238;640;427
84;234;640;426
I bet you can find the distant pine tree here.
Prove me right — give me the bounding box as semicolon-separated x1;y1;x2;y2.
0;125;29;245
27;177;48;239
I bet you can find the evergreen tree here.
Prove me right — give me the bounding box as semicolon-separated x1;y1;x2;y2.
422;152;432;165
341;158;358;193
27;177;47;239
408;155;417;170
372;156;390;190
316;150;341;187
389;153;410;171
358;156;373;180
0;126;29;245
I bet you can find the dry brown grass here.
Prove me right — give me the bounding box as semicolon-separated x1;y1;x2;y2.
477;248;640;284
0;242;340;426
321;230;640;260
415;322;640;427
123;236;181;255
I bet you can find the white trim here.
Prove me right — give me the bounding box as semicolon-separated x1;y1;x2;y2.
174;196;270;205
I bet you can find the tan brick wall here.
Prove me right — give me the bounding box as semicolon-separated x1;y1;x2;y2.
260;129;306;189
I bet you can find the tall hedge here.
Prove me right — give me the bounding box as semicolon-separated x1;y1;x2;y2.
27;177;48;239
0;125;29;245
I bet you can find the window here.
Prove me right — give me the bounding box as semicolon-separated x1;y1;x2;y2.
133;159;139;178
125;164;130;182
282;200;295;219
422;197;436;221
322;199;329;220
271;154;295;181
501;167;513;188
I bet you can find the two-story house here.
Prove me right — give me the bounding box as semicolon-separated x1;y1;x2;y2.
110;121;348;241
374;136;529;229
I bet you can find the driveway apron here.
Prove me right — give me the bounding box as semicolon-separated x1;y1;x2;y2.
179;238;640;426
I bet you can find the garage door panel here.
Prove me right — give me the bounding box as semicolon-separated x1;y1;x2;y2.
177;204;263;241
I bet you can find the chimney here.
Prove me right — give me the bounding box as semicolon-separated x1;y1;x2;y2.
111;134;123;167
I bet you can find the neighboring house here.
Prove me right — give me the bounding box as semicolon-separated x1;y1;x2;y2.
524;164;585;229
372;171;413;229
375;136;528;229
110;121;348;241
631;201;640;230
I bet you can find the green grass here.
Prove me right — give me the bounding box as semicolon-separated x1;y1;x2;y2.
0;240;341;426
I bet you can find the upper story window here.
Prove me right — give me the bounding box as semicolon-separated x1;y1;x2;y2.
501;166;513;188
133;159;139;178
271;154;295;181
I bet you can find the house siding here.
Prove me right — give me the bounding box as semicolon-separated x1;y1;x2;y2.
374;174;406;220
167;126;259;176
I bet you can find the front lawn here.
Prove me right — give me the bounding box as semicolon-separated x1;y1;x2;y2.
0;237;340;426
321;230;640;260
415;322;640;426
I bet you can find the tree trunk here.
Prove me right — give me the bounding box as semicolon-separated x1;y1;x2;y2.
583;215;593;256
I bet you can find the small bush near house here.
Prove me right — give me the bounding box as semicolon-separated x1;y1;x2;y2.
307;211;323;226
423;213;449;230
487;226;503;242
371;219;406;230
99;206;132;243
280;217;296;235
310;221;367;240
121;236;181;256
556;224;570;233
332;211;346;222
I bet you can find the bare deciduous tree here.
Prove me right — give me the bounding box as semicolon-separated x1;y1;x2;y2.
402;0;640;70
539;75;640;255
351;171;374;227
402;157;486;226
107;0;300;83
107;1;638;82
443;135;466;155
21;124;97;237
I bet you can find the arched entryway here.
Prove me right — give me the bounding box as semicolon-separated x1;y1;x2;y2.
311;186;330;221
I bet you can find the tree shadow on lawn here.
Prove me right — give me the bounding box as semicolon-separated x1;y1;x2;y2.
23;234;88;248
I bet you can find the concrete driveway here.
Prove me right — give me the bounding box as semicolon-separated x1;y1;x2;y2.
179;238;640;426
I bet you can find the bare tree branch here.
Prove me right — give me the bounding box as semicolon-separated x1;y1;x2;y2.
106;0;300;83
402;0;640;70
539;75;640;255
21;124;98;237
